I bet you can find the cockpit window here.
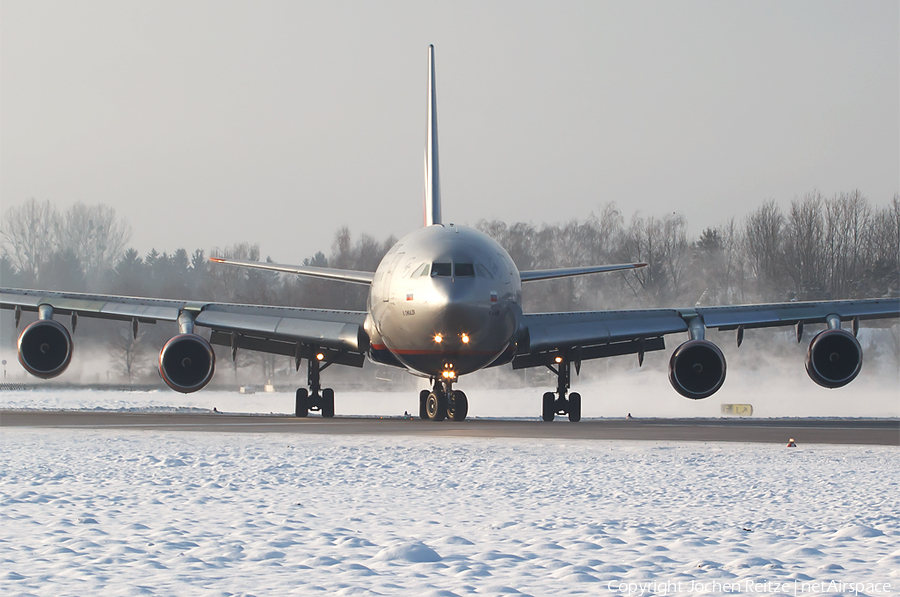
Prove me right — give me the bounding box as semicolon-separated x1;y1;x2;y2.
431;262;452;277
411;263;429;278
455;263;475;277
475;264;494;279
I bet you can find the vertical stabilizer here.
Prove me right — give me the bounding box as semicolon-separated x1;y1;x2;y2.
424;45;442;226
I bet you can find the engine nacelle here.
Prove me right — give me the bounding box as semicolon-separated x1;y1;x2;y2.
158;333;216;393
17;319;73;379
668;339;727;399
806;329;862;389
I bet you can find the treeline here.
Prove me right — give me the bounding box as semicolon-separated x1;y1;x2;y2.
2;192;898;314
1;193;897;385
481;191;899;312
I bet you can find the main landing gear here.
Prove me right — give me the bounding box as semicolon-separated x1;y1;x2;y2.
419;380;468;422
542;355;581;422
295;351;335;418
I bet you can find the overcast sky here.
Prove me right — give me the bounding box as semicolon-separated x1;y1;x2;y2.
2;1;897;263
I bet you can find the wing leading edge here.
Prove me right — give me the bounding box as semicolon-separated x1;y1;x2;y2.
209;257;374;285
520;263;647;282
1;288;368;363
514;297;900;370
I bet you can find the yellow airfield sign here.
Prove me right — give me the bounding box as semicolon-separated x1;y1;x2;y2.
721;404;753;416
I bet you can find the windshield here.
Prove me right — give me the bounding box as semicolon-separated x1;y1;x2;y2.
455;263;475;277
431;263;452;277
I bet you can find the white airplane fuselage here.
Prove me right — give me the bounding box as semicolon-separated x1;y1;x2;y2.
365;224;522;378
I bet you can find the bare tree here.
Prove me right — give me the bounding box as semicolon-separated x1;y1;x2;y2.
743;200;784;300
207;242;267;303
825;190;872;298
782;192;826;298
0;198;59;285
719;217;746;303
865;194;900;297
109;327;150;384
57;203;131;286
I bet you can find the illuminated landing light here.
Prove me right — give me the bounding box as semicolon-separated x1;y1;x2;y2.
434;334;443;343
442;370;457;379
316;353;325;361
555;356;563;364
461;334;470;344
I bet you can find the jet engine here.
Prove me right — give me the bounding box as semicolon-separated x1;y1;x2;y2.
17;319;73;379
668;339;727;399
158;334;216;393
805;329;862;389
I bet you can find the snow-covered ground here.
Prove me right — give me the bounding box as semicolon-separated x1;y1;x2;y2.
1;428;898;597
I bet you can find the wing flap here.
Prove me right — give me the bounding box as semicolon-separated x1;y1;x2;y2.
197;307;367;353
521;309;687;353
513;337;666;369
209;331;365;367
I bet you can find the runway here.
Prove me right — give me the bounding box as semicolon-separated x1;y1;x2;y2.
2;410;897;445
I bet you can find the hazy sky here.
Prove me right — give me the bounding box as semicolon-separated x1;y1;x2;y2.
2;1;897;263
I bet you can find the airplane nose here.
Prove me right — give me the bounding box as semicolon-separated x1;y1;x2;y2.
430;280;489;336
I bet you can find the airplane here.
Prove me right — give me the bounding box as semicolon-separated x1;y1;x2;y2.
2;46;898;422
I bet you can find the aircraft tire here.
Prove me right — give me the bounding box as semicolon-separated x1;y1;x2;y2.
295;388;309;418
419;390;429;420
322;388;335;418
426;391;446;421
568;392;582;423
542;392;555;422
448;390;468;421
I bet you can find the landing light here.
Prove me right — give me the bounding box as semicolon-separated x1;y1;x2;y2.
555;356;563;364
316;353;325;361
461;334;469;344
434;334;443;343
442;370;456;379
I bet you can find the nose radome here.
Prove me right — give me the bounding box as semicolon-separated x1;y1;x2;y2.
438;299;489;335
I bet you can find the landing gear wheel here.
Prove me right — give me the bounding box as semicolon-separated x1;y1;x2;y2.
448;390;468;421
426;391;447;421
419;389;429;420
321;388;335;418
542;392;555;422
295;388;309;418
568;392;581;423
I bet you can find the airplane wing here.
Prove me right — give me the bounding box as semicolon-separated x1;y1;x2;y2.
514;298;900;369
1;288;369;373
209;257;375;285
519;263;646;282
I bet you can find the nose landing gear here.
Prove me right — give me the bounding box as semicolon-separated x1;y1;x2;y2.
419;380;468;422
541;355;581;422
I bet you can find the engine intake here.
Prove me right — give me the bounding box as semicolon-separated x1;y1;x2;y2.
159;333;216;393
806;329;862;389
668;339;726;399
17;319;73;379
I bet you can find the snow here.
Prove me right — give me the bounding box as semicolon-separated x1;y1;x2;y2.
1;427;898;596
1;362;898;420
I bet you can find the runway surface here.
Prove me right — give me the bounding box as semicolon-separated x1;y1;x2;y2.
1;410;897;445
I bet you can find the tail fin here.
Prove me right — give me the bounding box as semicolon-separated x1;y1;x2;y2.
424;45;442;226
